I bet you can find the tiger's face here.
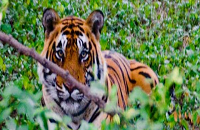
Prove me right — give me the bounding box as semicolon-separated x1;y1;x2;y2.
38;9;107;116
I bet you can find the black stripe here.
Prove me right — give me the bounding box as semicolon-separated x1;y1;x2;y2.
105;114;109;120
68;24;75;29
139;71;151;79
63;30;70;35
150;83;154;89
67;124;73;129
62;21;69;24
88;41;92;50
107;65;126;109
61;25;69;32
111;56;136;86
46;49;49;59
118;56;137;92
62;18;83;23
77;124;81;129
78;38;83;47
46;41;55;59
139;71;154;88
104;54;112;59
88;107;100;123
57;41;62;48
52;98;91;118
49;118;57;123
83;42;87;48
41;96;45;106
53;99;68;115
131;66;146;71
117;57;130;95
76;22;83;25
77;25;85;33
91;39;101;80
71;101;91;117
102;95;108;102
71;29;74;35
154;79;157;85
108;58;127;86
92;51;95;64
108;74;115;84
50;43;56;62
75;31;83;36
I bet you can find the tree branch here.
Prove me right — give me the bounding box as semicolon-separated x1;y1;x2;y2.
0;31;105;109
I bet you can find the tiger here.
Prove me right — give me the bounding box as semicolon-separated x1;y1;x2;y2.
37;8;159;129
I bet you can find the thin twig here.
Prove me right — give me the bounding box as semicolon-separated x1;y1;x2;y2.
0;31;105;109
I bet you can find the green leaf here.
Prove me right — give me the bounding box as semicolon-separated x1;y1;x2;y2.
5;118;16;130
26;0;30;5
3;83;22;98
123;108;139;120
0;107;12;123
196;81;200;92
128;87;149;106
79;120;98;130
62;116;72;126
150;122;163;130
113;114;120;125
0;56;5;71
135;120;147;129
17;125;29;130
1;23;12;34
180;120;189;130
45;111;62;122
90;80;106;96
0;56;3;66
104;85;118;111
0;12;2;24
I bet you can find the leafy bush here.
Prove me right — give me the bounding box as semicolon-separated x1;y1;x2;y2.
0;0;200;129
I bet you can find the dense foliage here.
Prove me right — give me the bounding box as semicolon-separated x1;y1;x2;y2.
0;0;200;129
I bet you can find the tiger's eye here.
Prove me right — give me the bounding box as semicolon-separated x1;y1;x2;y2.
56;50;64;60
81;51;87;58
58;50;63;57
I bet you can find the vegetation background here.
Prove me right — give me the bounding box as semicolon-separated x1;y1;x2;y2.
0;0;200;129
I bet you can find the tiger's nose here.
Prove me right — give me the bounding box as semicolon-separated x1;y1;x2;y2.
63;82;74;93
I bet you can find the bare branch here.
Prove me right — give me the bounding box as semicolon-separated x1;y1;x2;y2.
0;31;105;109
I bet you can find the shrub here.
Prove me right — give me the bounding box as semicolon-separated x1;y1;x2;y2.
0;0;199;129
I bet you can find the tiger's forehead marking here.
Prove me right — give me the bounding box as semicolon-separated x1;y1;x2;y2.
61;17;85;31
55;33;89;53
56;34;67;50
55;28;89;55
77;34;89;53
52;16;94;56
61;16;85;25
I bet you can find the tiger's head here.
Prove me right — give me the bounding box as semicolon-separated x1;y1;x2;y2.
38;9;107;116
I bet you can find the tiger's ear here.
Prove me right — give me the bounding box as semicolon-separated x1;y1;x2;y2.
42;8;60;38
86;10;104;41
